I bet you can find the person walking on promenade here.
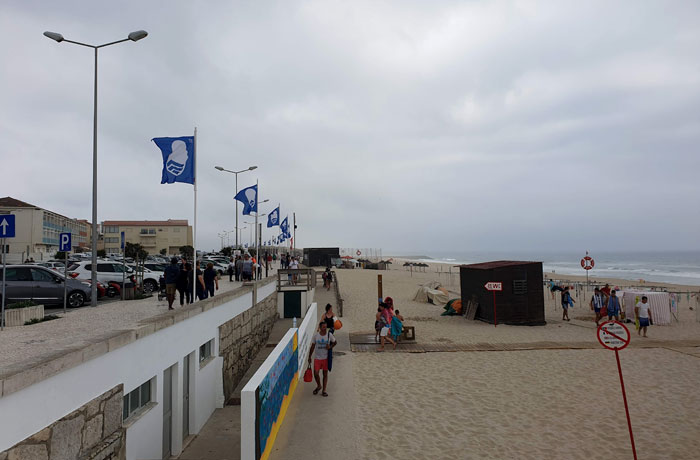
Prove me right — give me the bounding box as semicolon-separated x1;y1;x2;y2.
635;295;653;337
308;321;336;397
561;287;574;321
241;254;253;281
607;290;621;321
235;255;243;282
195;263;207;300
203;262;218;297
164;257;180;310
227;258;235;282
590;287;605;326
265;252;271;277
324;303;335;334
177;262;192;306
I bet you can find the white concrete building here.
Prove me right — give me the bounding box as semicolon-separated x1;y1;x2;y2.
0;196;88;261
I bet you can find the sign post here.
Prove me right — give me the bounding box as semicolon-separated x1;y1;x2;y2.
121;231;126;300
59;232;72;313
581;251;594;286
378;274;383;304
1;214;16;330
484;281;503;327
597;321;637;460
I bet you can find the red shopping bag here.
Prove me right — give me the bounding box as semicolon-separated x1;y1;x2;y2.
303;364;313;382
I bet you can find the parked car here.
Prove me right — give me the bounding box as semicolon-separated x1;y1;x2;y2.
69;261;161;293
201;260;227;275
34;261;66;271
0;265;91;307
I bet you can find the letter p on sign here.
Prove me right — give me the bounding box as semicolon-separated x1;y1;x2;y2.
59;233;72;252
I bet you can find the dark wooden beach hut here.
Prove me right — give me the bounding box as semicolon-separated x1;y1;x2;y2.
459;261;545;326
303;247;340;267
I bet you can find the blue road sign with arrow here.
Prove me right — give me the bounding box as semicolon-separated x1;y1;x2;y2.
0;215;15;238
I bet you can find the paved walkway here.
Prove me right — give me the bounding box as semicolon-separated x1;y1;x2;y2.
0;263;282;378
177;277;360;460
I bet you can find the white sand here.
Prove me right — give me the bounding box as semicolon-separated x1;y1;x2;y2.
334;265;700;459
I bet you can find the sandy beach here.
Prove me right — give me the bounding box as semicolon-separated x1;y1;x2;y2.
334;262;700;459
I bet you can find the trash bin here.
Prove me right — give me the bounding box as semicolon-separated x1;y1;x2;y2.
122;282;135;300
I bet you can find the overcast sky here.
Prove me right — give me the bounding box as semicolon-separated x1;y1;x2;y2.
1;0;699;254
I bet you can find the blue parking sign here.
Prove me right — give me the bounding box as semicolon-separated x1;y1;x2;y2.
0;215;15;238
59;233;72;251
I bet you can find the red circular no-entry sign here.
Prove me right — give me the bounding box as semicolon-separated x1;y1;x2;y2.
597;320;631;350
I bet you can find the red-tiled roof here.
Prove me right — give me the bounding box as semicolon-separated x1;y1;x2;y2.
459;260;540;269
103;220;189;226
0;197;38;208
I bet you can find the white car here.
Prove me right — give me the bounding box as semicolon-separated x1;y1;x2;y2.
68;260;160;293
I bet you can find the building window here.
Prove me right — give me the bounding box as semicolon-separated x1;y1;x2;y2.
105;237;120;244
123;379;153;421
140;229;148;234
513;280;527;295
199;339;213;363
149;229;156;234
173;228;181;233
104;226;119;234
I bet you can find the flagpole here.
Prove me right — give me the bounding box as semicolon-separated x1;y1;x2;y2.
193;127;198;303
255;179;259;280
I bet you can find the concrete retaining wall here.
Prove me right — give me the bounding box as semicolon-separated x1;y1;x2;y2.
0;385;125;460
219;292;278;404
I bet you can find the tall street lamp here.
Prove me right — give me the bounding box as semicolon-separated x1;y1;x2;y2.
44;29;148;307
215;165;257;248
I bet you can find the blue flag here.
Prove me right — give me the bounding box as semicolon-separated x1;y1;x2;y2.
234;185;258;215
152;136;195;184
280;216;288;236
267;206;280;228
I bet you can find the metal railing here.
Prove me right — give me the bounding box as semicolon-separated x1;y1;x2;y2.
276;268;316;291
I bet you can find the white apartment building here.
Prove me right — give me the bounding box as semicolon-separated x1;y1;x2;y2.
0;196;88;260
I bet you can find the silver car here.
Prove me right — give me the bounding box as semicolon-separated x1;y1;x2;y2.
1;265;92;308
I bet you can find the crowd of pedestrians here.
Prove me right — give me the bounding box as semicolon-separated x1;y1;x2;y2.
551;281;654;336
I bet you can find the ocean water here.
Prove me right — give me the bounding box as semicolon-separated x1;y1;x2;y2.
401;250;700;286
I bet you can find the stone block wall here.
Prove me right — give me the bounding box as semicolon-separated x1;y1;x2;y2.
0;385;125;460
219;292;278;403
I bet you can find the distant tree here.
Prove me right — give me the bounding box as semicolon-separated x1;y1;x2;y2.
97;249;106;258
125;243;148;261
179;245;194;260
54;251;67;260
221;246;233;257
248;248;257;258
159;248;167;256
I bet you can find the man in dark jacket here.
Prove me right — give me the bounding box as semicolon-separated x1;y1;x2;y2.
164;258;181;310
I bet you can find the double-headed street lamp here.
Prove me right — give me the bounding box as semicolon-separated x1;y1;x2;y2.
44;29;148;307
214;165;257;248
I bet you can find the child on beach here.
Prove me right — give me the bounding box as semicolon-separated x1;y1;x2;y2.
391;309;404;343
561;287;574;321
377;301;396;351
607;290;621;321
375;304;384;343
590;287;605;327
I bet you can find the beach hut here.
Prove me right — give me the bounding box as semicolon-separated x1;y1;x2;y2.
303;247;340;267
459;261;545;326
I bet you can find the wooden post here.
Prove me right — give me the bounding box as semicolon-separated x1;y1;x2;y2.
378;274;383;304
